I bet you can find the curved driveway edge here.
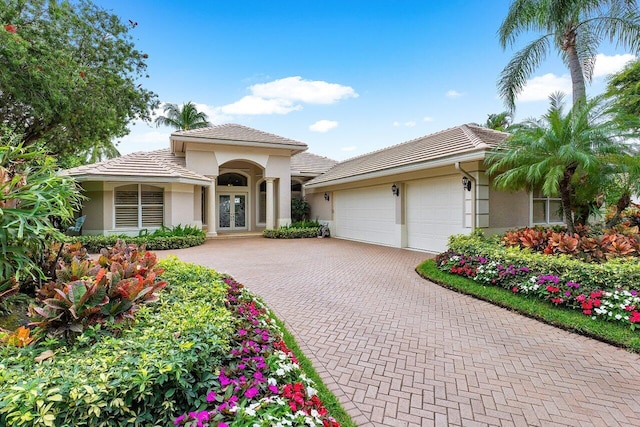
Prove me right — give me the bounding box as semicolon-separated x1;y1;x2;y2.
158;238;640;427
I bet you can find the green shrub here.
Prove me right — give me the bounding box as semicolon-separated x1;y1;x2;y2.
289;220;321;228
0;258;232;426
138;225;204;238
263;227;319;239
0;132;83;296
69;234;205;253
447;233;640;290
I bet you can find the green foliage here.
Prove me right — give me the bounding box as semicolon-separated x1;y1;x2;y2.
290;220;321;228
486;94;640;233
416;260;640;352
447;233;640;291
0;0;158;162
154;102;211;131
291;198;311;223
498;0;640;111
0;258;233;426
69;234;205;253
30;242;167;342
263;227;319;239
607;59;640;117
0;133;84;296
138;224;205;238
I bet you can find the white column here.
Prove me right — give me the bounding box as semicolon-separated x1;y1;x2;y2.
207;177;217;237
266;177;275;229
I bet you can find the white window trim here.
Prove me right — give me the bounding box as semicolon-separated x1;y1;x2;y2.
530;192;564;225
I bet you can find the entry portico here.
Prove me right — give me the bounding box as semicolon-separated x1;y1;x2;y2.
171;125;307;236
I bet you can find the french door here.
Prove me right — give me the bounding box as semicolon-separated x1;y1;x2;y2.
219;193;247;230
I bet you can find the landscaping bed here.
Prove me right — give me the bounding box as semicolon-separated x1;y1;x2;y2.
263;220;323;239
0;244;350;426
69;225;206;252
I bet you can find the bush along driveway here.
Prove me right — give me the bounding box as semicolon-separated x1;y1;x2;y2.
157;238;640;427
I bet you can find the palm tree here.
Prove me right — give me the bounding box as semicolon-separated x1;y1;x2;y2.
498;0;640;111
154;102;212;131
486;93;638;233
484;111;513;131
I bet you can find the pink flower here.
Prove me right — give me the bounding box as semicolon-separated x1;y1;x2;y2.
630;311;640;323
269;384;279;394
173;415;185;425
219;372;231;386
238;329;247;336
245;387;259;399
206;391;216;402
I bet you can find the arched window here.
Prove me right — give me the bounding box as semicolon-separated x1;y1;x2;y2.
114;184;163;228
218;173;247;187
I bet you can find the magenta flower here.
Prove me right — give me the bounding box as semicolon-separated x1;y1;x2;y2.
173;414;185;425
238;329;247;336
245;387;259;399
206;391;217;402
219;372;231;386
269;384;279;394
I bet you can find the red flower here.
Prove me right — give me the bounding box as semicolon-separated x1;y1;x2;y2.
583;309;592;315
79;71;86;79
550;297;564;305
511;286;518;293
4;24;16;33
546;285;560;293
630;311;640;323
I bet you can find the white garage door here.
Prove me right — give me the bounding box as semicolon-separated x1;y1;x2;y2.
334;185;397;246
407;176;466;253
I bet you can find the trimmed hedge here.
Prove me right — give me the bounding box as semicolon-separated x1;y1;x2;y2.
263;227;320;239
69;234;205;252
448;233;640;291
0;258;232;426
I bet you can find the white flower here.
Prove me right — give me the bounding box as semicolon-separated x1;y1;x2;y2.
276;368;285;376
307;386;317;397
244;407;256;416
268;377;277;386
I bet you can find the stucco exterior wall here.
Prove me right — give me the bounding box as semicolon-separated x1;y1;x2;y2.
488;184;530;231
266;155;292;226
308;192;332;222
166;183;197;227
80;182;105;235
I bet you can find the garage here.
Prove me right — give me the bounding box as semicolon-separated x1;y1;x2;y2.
334;185;397;246
406;176;466;253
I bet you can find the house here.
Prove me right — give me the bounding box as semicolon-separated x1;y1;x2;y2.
63;123;557;253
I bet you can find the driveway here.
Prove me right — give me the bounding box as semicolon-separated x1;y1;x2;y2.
158;237;640;427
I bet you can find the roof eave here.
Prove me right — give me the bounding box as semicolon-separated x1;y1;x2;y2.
304;150;488;189
170;135;308;153
63;174;212;186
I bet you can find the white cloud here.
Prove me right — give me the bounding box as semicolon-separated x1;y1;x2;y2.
423;116;434;122
518;73;571;102
341;146;357;152
117;128;171;154
219;96;301;115
309;119;338;133
250;76;358;104
404;121;416;127
446;90;464;98
393;121;401;127
593;53;636;78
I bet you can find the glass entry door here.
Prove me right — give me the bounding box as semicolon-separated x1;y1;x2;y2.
219;194;247;230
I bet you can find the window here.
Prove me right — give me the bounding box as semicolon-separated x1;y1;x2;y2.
532;189;563;224
291;179;303;201
258;180;267;224
115;184;164;228
218;173;247;187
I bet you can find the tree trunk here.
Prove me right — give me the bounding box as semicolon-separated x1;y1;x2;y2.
559;168;576;234
605;191;632;229
564;30;587;107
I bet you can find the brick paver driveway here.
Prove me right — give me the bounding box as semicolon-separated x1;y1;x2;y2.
159;237;640;427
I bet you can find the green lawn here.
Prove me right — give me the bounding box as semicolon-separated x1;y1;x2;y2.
416;259;640;353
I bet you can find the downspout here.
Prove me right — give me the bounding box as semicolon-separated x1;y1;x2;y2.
455;162;476;231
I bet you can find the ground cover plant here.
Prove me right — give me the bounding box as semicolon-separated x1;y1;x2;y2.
0;247;348;426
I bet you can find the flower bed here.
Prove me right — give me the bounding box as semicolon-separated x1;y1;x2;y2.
174;275;340;427
436;250;640;329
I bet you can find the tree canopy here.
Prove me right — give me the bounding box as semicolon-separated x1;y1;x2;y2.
498;0;640;111
607;59;640;117
154;102;212;131
0;0;158;161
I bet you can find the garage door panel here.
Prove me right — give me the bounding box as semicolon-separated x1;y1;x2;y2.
407;176;466;253
334;186;396;246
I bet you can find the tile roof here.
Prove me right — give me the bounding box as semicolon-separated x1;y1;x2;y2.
61;149;211;184
305;124;509;187
172;123;308;148
290;152;338;176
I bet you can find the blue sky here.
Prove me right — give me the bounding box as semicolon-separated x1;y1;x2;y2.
97;0;636;160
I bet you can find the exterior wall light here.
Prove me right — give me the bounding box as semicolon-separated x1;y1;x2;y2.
462;177;472;191
391;183;400;196
324;192;330;201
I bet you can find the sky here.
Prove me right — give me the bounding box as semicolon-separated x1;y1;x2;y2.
96;0;637;161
